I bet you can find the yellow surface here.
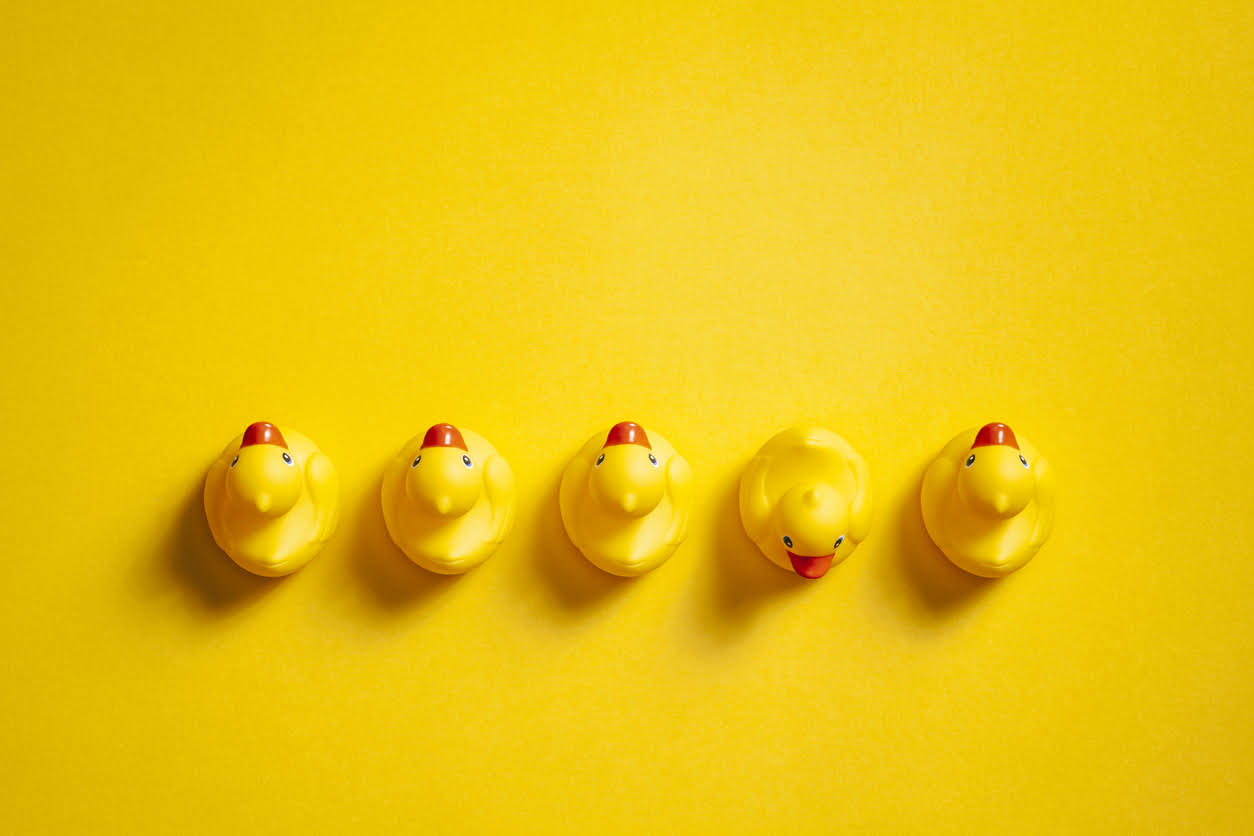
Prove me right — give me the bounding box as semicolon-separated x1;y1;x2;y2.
2;2;1252;833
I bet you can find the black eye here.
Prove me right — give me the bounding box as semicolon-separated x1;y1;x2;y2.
595;453;605;467
1020;454;1029;468
230;455;238;468
648;453;659;467
462;454;473;468
965;454;976;468
834;535;844;549
282;452;293;465
411;455;421;468
783;536;793;548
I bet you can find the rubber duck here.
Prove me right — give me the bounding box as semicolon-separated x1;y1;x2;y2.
739;426;873;579
559;422;693;576
920;422;1056;577
381;423;516;574
203;422;340;577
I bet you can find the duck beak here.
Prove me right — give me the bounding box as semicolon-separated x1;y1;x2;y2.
972;422;1019;450
435;496;453;515
619;493;638;514
254;493;272;514
788;552;835;579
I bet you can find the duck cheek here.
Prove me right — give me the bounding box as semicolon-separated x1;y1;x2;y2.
1001;482;1034;517
224;456;263;506
426;492;475;517
268;469;304;515
404;467;425;504
407;466;479;517
963;490;1002;518
250;490;294;517
957;473;999;518
963;485;1025;519
444;480;482;516
623;485;664;517
623;474;666;516
636;466;668;511
974;465;1033;518
830;540;853;564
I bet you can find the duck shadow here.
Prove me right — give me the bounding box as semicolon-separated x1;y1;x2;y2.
687;472;816;642
156;479;275;614
870;467;996;622
342;469;460;612
521;464;631;616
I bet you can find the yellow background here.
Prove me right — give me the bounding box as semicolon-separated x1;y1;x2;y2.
2;2;1252;833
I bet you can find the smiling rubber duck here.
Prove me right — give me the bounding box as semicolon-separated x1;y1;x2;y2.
920;422;1056;577
739;426;873;578
381;423;516;574
559;421;694;576
203;421;340;577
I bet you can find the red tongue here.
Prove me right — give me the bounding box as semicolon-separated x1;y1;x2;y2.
788;552;834;579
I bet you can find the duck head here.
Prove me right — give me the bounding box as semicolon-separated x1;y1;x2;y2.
770;483;850;579
589;422;665;518
957;422;1034;519
406;423;481;517
226;422;303;517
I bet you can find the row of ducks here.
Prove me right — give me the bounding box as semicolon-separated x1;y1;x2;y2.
204;421;1055;581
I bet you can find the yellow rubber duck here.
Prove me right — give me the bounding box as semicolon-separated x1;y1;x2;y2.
559;422;693;577
203;422;340;577
921;422;1056;577
381;423;516;574
739;426;873;579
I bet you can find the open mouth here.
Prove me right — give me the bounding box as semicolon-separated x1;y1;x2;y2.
787;551;835;579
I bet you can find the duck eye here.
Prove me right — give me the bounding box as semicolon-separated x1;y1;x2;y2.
411;455;421;468
1020;454;1029;468
282;452;294;465
965;454;976;468
595;453;605;467
648;453;659;467
230;455;238;468
834;535;844;549
782;536;793;548
462;454;473;468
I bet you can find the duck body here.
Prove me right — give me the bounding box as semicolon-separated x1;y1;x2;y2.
921;422;1055;577
204;422;340;577
559;422;693;577
739;426;872;579
381;423;515;575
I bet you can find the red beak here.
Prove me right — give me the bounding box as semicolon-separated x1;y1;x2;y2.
421;423;468;451
604;421;651;449
971;422;1018;450
788;552;835;579
240;421;287;449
